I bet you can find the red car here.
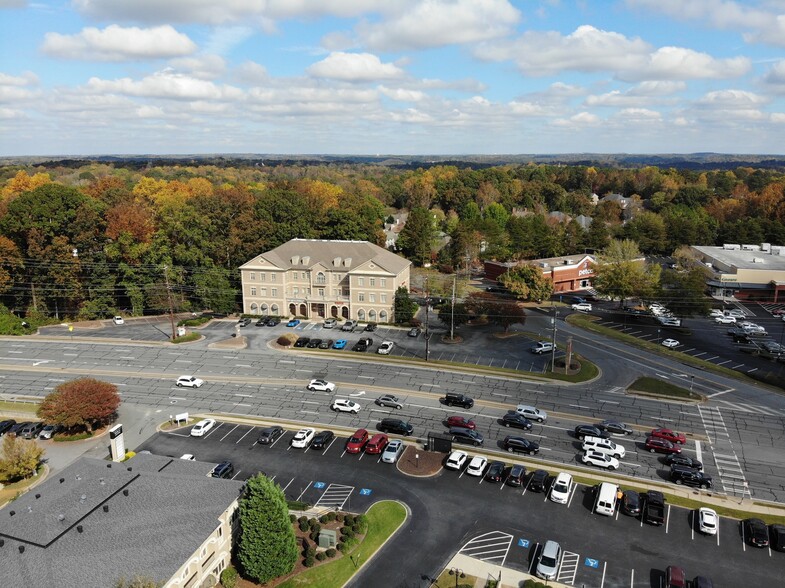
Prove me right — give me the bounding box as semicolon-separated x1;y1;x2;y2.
650;428;686;445
345;428;369;454
645;437;681;454
446;416;476;430
364;433;389;454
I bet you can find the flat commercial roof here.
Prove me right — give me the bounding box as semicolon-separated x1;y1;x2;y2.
692;246;785;272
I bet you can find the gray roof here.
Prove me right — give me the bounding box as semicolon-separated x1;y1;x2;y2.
240;239;411;276
0;456;243;587
692;245;785;272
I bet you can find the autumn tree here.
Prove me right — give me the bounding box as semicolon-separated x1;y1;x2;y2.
487;300;526;332
498;264;554;302
0;434;44;482
37;377;121;433
593;239;660;304
236;474;298;584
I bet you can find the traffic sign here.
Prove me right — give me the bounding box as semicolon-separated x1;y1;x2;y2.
313;481;326;489
359;488;372;496
584;557;599;568
517;538;530;548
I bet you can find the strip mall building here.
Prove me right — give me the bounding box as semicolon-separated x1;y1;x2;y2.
484;254;596;293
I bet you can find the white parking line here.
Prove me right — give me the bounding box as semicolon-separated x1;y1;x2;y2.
219;424;239;441
235;427;254;444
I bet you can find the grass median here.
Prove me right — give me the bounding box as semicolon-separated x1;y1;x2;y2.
628;376;703;401
276;500;407;588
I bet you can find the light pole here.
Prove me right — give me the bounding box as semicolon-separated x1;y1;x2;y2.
550;304;557;373
657;328;661;344
448;568;465;587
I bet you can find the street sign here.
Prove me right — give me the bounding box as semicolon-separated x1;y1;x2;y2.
584;557;599;568
359;488;372;496
314;481;326;489
517;538;530;548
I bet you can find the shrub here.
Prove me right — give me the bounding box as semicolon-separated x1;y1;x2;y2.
53;432;94;442
316;552;326;562
344;514;355;526
289;514;296;523
326;548;337;558
327;512;336;521
277;333;297;346
310;522;321;534
335;513;345;523
172;333;200;344
303;556;315;567
220;566;239;588
352;524;361;534
308;518;318;529
287;500;311;511
305;546;316;559
298;520;310;532
336;542;344;551
342;537;358;552
298;516;308;525
319;514;329;524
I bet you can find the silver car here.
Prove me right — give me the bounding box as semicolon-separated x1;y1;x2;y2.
381;439;404;463
536;540;562;580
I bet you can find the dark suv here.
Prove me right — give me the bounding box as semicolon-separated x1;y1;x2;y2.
211;461;235;479
19;422;44;439
0;419;16;436
670;465;713;489
501;412;533;430
449;427;483;446
443;393;474;409
379;418;414;436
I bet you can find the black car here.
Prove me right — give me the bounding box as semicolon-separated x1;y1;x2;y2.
19;422;44;439
211;461;235;479
692;577;714;588
0;419;16;436
352;337;373;352
664;454;703;470
294;337;310;347
769;524;785;552
670;465;713;489
306;338;322;348
408;327;421;337
443;393;474;409
621;490;641;516
319;339;334;349
743;518;769;547
364;322;378;332
238;317;251;327
266;317;281;326
501;412;533;430
502;436;539;455
485;461;505;483
574;424;609;439
379;418;414;436
506;464;526;487
7;421;30;437
449;427;484;447
528;469;549;492
311;430;335;450
598;420;633;435
255;316;269;326
257;426;284;445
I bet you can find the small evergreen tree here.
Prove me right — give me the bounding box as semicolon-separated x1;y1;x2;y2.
393;286;417;324
237;474;298;584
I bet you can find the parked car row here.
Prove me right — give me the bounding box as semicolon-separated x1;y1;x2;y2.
0;419;63;440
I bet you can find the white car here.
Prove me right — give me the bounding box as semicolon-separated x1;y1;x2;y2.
190;419;216;437
112;316;124;325
466;455;487;477
709;309;724;317
291;428;315;448
661;338;680;348
582;436;626;458
382;439;404;463
377;341;395;355
515;404;547;422
331;398;360;414
571;302;592;312
177;375;204;388
727;309;745;318
179;453;195;460
581;450;619;470
445;450;468;470
698;507;718;535
307;379;336;392
715;315;736;324
550;472;573;504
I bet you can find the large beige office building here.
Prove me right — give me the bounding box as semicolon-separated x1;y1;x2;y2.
239;239;412;322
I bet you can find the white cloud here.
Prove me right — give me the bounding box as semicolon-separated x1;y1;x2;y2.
476;25;750;81
771;112;785;123
627;81;686;96
232;61;269;85
41;25;196;61
378;86;427;102
626;0;785;47
552;111;601;127
307;52;404;81
0;72;39;102
169;55;227;80
358;0;521;50
204;26;255;56
586;81;685;107
697;89;768;107
762;59;785;92
0;107;23;119
614;107;662;120
85;69;243;100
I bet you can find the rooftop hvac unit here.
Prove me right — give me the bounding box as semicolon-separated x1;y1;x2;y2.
741;244;760;251
540;262;549;268
564;259;574;264
723;243;741;250
752;257;765;263
761;243;771;252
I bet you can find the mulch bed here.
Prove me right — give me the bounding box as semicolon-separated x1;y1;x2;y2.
396;446;444;476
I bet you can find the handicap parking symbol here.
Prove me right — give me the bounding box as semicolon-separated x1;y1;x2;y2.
313;481;326;489
517;538;530;548
359;488;372;496
584;557;599;569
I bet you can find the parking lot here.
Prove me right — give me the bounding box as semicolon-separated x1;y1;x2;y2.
138;419;782;588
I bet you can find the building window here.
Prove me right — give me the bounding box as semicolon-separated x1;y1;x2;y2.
302;272;307;280
250;303;258;313
260;273;266;282
261;304;268;313
380;310;388;322
369;294;376;303
316;272;326;284
369;309;377;320
319;288;324;297
370;278;376;287
293;288;299;296
358;277;364;286
250;287;257;296
271;304;279;314
381;278;386;287
381;294;387;303
261;288;267;296
271;274;276;282
358;293;365;302
358;309;366;320
250;272;256;281
271;288;278;296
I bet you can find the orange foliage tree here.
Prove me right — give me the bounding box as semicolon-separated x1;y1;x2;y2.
37;377;121;432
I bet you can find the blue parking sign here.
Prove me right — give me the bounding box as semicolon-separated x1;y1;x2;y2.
359;488;372;496
313;481;326;489
517;538;530;548
584;557;599;568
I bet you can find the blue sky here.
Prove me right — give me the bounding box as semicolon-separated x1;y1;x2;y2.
2;0;785;156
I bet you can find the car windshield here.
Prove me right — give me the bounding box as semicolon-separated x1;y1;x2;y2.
540;555;557;567
554;481;568;492
350;435;363;442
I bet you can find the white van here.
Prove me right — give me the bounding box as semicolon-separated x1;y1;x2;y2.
594;482;619;516
582;435;625;458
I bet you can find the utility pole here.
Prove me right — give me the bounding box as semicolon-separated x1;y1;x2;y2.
550;303;557;372
450;275;456;340
424;277;430;361
163;265;177;340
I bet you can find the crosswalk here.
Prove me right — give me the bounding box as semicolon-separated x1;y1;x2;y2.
458;531;513;565
313;483;354;510
714;399;785;417
697;406;751;498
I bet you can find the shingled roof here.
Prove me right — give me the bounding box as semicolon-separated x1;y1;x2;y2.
0;455;243;587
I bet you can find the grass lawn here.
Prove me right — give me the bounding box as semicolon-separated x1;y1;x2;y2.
0;400;40;415
0;466;44;506
276;501;407;588
432;568;477;588
627;376;703;401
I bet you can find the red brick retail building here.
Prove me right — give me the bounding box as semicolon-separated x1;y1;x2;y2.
484;254;596;293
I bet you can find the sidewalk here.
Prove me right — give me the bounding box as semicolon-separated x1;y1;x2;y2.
435;553;570;588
